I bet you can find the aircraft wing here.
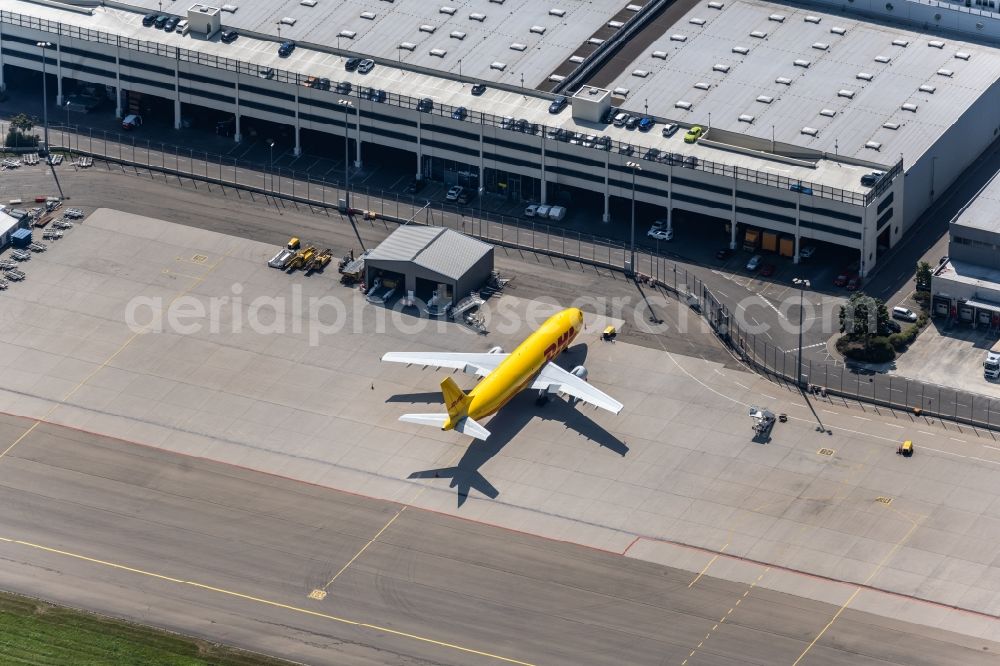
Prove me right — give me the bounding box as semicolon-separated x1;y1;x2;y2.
381;351;509;377
531;362;624;414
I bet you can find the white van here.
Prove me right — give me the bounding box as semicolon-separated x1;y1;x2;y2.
547;206;567;222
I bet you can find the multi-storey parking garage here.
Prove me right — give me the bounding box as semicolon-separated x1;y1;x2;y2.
2;0;998;275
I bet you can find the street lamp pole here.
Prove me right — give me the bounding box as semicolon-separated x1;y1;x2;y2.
37;41;53;154
268;139;274;192
626;161;641;274
793;278;811;387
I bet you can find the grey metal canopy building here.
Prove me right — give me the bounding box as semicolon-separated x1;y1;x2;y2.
365;226;494;306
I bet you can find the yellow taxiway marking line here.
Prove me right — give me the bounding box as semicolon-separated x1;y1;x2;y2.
322;506;407;591
7;537;535;666
682;568;768;665
792;518;921;666
688;544;728;588
0;253;229;462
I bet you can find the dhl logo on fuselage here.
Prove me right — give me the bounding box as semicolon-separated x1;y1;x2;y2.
543;326;576;362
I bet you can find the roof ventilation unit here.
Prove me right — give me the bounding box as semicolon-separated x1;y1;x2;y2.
588;37;604;45
548;74;565;83
955;51;971;60
865;140;881;150
756;94;773;103
470;12;486;21
820;108;836;117
608;20;624;29
739;114;754;123
279;16;296;25
652;50;667;59
632;69;650;77
440;6;456;14
882;121;900;129
300;0;316;7
874;55;891;63
775;76;791;85
708;1;724;8
360;10;375;19
928;40;945;48
804;15;821;23
569;55;585;63
675;100;692;109
510;42;526;51
769;13;786;21
490;61;507;70
750;30;766;38
339;29;356;38
919;84;936;93
613;87;630;96
429;48;446;57
837;89;855;98
450;30;466;39
794;59;811;68
901;102;918;111
812;42;829;50
732;46;749;55
399;41;416;51
694;81;711;90
856;72;873;81
690;17;706;25
713;63;731;72
670;34;688;41
419;24;436;33
892;38;909;47
830;26;846;35
220;4;237;12
801;127;818;136
549;8;565;16
530;25;546;34
937;68;953;77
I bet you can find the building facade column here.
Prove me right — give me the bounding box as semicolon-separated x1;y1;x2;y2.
540;131;548;205
233;69;242;142
353;105;361;168
477;120;485;194
0;23;6;92
114;39;122;118
415;112;423;179
793;194;801;263
173;56;181;129
293;87;301;156
55;30;64;106
602;149;610;222
730;170;738;249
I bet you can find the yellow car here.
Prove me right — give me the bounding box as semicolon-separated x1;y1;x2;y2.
684;125;704;143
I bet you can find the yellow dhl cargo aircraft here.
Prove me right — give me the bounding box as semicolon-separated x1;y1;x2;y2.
381;307;623;440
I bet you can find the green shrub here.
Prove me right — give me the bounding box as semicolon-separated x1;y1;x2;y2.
4;130;38;148
842;336;896;363
889;332;905;350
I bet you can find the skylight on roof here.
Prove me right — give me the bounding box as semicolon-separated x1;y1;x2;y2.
892;38;909;47
812;42;829;50
670;34;688;41
901;102;918;111
549;9;566;17
440;6;456;14
510;42;526;51
820;108;836;117
955;51;971;60
419;24;436;33
713;63;731;72
652;51;667;59
690;17;706;25
801;127;818;136
675;100;692;109
769;13;785;22
830;26;846;35
750;30;766;38
874;55;891;63
837;89;855;98
856;72;873;81
937;68;953;77
450;30;466;39
470;12;486;21
732;46;749;55
775;76;791;85
490;61;506;70
883;121;900;129
794;59;811;68
919;84;936;93
756;94;773;103
928;40;945;48
708;1;724;8
530;25;547;34
694;81;711;90
739;114;754;123
804;15;821;23
632;69;650;77
866;140;881;150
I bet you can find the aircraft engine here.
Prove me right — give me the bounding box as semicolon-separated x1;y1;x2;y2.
488;346;504;354
571;365;588;381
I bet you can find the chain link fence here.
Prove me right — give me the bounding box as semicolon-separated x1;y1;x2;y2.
14;123;1000;432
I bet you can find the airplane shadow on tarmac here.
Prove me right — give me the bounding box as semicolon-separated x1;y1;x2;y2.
395;344;628;507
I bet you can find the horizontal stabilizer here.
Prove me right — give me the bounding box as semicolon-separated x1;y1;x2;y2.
454;417;491;440
398;413;449;429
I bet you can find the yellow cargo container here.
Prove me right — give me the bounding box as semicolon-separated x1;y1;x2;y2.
762;232;778;253
779;237;794;257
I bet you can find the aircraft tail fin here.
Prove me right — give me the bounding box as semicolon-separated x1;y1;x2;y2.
397;413;491;440
441;376;472;421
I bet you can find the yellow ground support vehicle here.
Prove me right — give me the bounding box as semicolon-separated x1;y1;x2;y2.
897;440;913;457
286;245;316;272
305;248;333;274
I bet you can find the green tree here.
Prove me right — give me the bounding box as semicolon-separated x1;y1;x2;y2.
839;292;889;347
9;113;34;134
915;260;933;292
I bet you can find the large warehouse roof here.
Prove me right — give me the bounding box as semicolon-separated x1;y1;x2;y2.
114;0;648;87
367;226;493;281
952;170;1000;234
599;0;1000;163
